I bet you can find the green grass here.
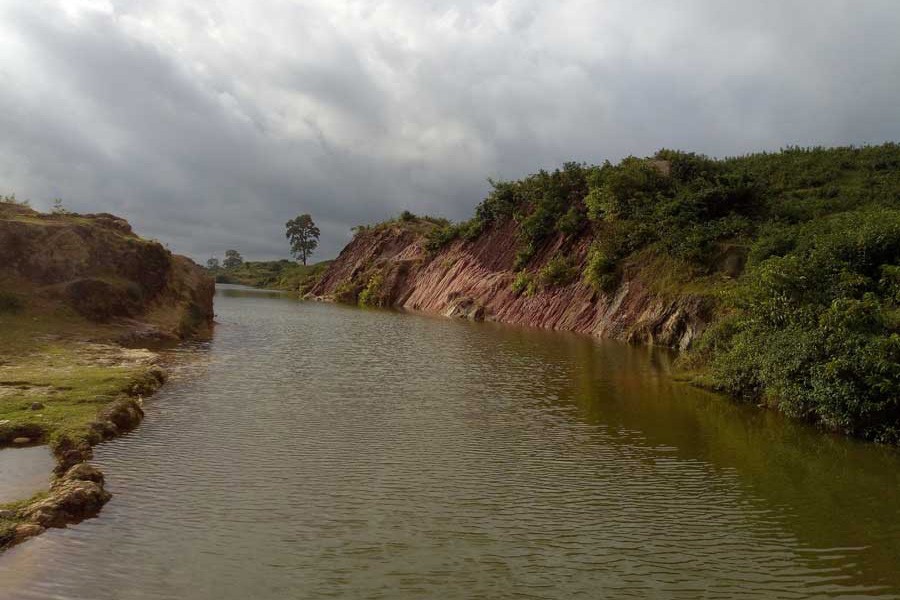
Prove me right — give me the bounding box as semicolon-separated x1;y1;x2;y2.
0;310;157;448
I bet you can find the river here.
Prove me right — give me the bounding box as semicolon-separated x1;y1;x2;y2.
1;284;898;599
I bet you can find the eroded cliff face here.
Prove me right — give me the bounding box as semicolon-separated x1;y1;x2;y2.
0;203;213;339
310;219;710;350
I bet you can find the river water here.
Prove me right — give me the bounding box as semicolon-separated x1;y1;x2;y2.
1;285;898;599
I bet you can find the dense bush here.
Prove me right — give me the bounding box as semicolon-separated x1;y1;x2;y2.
538;255;578;289
703;208;900;442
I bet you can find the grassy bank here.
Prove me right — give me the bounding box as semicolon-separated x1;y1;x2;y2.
0;305;169;548
0;309;160;447
0;201;214;548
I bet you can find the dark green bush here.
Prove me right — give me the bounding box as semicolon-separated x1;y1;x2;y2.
538;256;578;289
511;271;536;296
584;245;618;292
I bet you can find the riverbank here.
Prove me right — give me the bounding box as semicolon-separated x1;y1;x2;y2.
0;201;214;550
308;145;900;443
0;320;170;549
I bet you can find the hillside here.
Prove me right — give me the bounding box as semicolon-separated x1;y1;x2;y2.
0;201;214;547
310;144;900;444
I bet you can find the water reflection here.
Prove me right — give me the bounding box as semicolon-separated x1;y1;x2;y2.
0;446;53;504
0;285;898;599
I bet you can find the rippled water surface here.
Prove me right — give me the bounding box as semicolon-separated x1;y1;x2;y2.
2;285;899;599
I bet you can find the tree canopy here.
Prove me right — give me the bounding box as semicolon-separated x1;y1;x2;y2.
286;214;320;265
223;249;243;269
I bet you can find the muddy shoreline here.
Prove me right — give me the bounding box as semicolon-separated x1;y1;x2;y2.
0;355;168;550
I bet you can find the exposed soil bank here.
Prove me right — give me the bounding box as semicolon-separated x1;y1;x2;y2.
309;219;711;350
0;202;214;550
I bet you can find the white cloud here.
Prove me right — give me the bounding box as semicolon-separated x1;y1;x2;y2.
1;0;899;260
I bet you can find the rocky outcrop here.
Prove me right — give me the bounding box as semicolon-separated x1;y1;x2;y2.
16;464;110;542
310;219;710;350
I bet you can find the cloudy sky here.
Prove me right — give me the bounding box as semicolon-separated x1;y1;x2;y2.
2;0;900;261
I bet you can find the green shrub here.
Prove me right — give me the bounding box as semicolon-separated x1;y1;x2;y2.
425;223;463;253
538;255;578;289
584;245;618;292
358;273;385;307
511;271;536;296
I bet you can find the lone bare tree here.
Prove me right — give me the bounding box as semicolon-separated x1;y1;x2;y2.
285;214;320;265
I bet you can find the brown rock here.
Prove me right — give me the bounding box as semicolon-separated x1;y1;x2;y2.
13;523;45;543
95;398;144;437
64;463;105;485
22;478;111;528
12;437;30;445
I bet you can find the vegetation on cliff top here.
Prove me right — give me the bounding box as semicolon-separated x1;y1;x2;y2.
417;144;900;443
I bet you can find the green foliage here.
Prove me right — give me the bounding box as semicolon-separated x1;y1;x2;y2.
425;222;463;253
210;258;330;291
585;157;671;221
538;255;578;289
697;207;900;442
584;245;618;292
223;249;243;269
473;163;594;267
511;271;535;296
399;210;415;222
285;214;320;265
358;273;386;307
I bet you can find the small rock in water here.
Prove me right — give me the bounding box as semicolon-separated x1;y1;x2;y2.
30;402;45;410
12;437;30;444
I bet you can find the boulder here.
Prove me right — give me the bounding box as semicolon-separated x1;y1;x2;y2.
443;297;485;321
21;467;111;528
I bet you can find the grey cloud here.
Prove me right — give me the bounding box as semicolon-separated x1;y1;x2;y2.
1;0;900;262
